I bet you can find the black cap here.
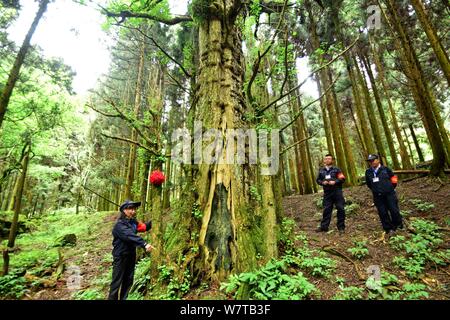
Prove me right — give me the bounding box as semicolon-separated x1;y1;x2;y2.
119;200;141;212
366;154;379;161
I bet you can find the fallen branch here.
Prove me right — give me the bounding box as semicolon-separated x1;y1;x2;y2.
322;246;366;280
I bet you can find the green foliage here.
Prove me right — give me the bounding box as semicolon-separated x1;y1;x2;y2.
347;239;369;260
249;186;262;202
345;202;360;215
157;266;191;300
220;258;318;300
249;0;262;17
389;235;406;251
315;197;323;209
389;219;446;279
332;285;364;300
191;203;202;220
409;199;435;212
0;273;27;299
190;0;210;23
401;283;429;300
129;257;151;297
0;210;111;282
279;218;296;251
296;252;336;278
72;289;104;300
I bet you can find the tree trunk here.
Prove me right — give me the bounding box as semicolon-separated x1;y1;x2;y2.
410;0;450;86
403;127;416;167
317;78;334;154
189;5;278;282
381;0;449;175
0;0;50;129
331;72;357;185
355;57;387;161
3;144;30;275
361;53;400;169
371;41;412;169
124;32;145;200
409;124;425;163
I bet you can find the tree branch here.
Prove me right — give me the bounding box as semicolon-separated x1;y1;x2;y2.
247;0;289;104
100;7;193;25
259;35;359;114
280;75;340;132
123;25;192;78
101;132;157;155
280;134;317;155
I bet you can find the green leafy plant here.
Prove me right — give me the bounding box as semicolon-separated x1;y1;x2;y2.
409;199;435;212
402;283;429;300
72;289;104;300
220;258;318;300
0;273;27;299
249;186;262;202
390;219;447;279
296;252;336;278
315;197;323;209
347;239;369;260
332;285;364;300
389;235;406;251
191;203;202;220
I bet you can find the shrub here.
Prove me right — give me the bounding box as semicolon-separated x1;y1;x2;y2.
347;239;369;260
220;258;318;300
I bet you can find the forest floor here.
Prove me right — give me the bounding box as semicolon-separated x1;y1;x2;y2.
0;177;448;300
282;176;450;300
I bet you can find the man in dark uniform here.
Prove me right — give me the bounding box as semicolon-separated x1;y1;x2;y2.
365;154;403;235
316;154;346;234
108;200;153;300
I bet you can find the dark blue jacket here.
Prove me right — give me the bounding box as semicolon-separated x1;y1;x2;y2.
365;165;398;195
316;166;346;192
112;218;147;257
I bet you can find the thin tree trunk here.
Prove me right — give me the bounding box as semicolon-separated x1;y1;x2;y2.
410;0;450;86
409;124;425;163
3;144;30;275
355;57;387;161
403;127;416;167
0;0;50;128
124;33;145;200
381;0;449;174
361;53;400;169
331;74;357;185
371;40;412;169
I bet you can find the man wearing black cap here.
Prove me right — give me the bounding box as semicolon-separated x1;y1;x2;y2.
365;154;403;235
108;200;153;300
316;154;346;234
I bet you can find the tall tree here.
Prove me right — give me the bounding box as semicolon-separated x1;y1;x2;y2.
0;0;50;129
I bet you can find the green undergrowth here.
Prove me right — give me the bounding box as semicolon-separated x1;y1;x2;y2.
0;208;113;299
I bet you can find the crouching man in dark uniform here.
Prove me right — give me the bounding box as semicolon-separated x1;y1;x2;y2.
365;154;403;235
316;154;346;234
108;200;154;300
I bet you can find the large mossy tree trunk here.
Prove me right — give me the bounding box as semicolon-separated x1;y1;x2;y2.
193;4;277;282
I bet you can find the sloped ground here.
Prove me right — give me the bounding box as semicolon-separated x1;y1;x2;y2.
26;213;117;300
0;210;117;300
283;177;450;299
1;177;448;300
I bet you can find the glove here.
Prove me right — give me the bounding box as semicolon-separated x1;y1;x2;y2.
145;220;152;231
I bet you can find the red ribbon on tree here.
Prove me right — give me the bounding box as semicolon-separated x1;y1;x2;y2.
149;170;165;186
